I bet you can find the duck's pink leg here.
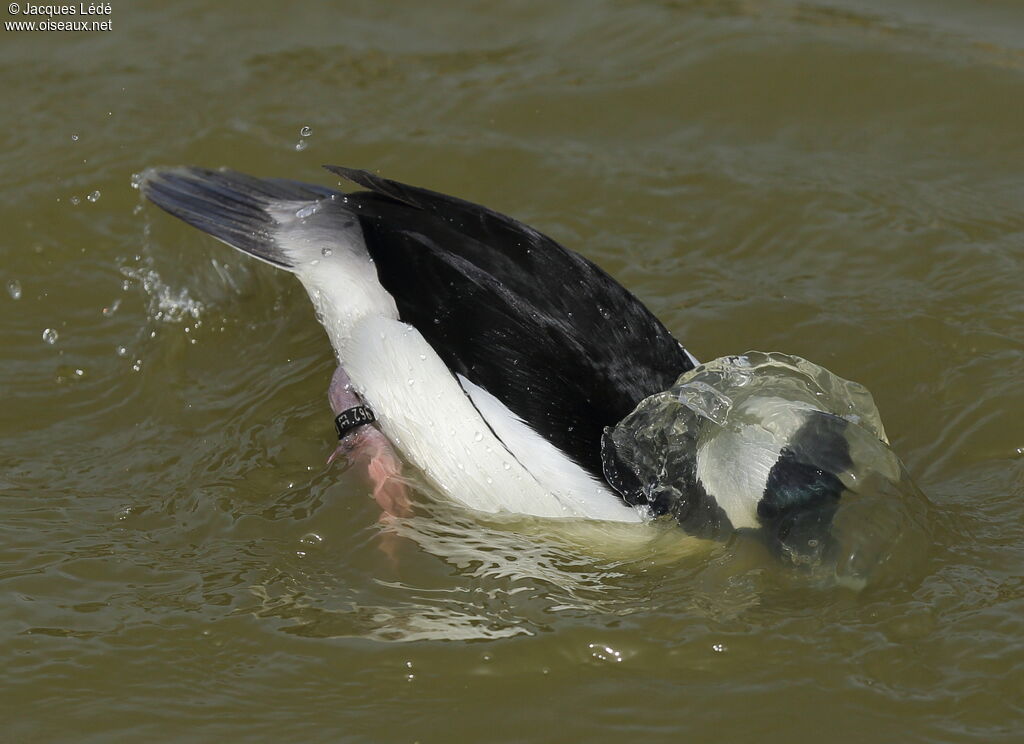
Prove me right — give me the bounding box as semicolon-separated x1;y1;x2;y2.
327;366;412;518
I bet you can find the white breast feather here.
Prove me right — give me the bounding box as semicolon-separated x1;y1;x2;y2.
345;316;595;518
458;376;643;523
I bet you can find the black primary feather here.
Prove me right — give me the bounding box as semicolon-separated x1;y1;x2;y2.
328;166;695;480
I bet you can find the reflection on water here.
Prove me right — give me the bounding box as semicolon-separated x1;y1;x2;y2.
245;473;939;642
247;488;719;642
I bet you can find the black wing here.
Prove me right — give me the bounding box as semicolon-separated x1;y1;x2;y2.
328;166;694;479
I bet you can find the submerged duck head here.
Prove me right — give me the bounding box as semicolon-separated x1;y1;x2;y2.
602;352;922;582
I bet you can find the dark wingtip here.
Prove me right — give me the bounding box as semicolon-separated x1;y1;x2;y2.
322;165;447;211
322;165;365;180
323;165;378;190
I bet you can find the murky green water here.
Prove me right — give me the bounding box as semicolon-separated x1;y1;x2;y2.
3;1;1023;741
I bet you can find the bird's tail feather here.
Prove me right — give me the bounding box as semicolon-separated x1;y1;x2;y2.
140;166;340;269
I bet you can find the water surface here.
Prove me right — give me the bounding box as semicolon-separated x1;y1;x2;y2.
2;1;1023;741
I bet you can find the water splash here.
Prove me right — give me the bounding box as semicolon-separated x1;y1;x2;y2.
603;352;926;585
120;263;203;324
677;380;733;425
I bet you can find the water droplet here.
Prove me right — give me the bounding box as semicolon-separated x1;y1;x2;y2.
588;643;624;663
407;378;415;386
712;643;727;653
42;328;58;345
321;247;333;257
116;345;128;357
294;139;308;152
310;259;320;267
70;196;81;206
7;280;21;300
295;203;319;219
300;126;313;137
87;190;101;203
502;461;511;471
102;298;121;316
131;359;143;372
129;172;143;190
55;364;84;383
473;431;483;442
71;133;79;141
300;533;323;546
